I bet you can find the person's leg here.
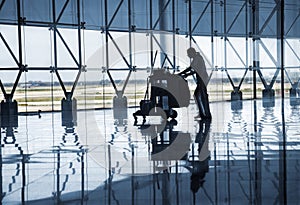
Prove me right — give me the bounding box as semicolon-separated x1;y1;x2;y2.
194;85;205;118
198;81;211;119
200;88;211;118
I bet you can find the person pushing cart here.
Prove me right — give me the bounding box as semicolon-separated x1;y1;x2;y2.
178;47;212;120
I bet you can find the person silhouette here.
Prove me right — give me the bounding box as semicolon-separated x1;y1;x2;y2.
178;47;212;119
190;119;211;194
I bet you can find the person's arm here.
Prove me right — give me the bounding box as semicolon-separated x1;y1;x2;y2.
178;67;195;78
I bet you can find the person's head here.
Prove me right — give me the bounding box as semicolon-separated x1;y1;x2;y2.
187;47;197;58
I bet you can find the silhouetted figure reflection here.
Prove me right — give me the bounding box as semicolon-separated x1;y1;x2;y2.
113;91;128;126
111;91;128;144
0;119;28;204
51;111;87;204
145;119;192;163
178;47;212;119
145;119;190;205
190;119;211;194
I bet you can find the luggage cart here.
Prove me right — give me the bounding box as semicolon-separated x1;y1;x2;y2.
133;69;190;124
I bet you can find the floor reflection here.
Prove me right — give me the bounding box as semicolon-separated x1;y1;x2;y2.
189;119;211;202
1;120;27;203
0;99;300;204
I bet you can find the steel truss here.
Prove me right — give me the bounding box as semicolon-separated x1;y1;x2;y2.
0;1;299;203
0;0;299;106
0;0;83;103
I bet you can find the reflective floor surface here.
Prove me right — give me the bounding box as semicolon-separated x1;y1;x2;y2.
1;98;300;205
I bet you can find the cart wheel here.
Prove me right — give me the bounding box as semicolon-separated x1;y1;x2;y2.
169;109;178;119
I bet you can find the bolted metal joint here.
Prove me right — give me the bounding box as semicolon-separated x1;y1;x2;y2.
80;22;86;29
20;64;28;72
81;65;87;72
130;25;136;32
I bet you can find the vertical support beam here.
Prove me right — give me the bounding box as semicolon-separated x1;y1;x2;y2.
224;0;227;72
159;0;168;68
150;0;154;70
17;0;22;70
246;0;249;74
52;0;57;67
172;0;176;71
278;0;285;99
121;0;133;96
211;0;214;71
10;1;26;98
188;0;192;48
128;0;132;71
279;1;287;205
10;0;24;98
52;0;60;98
251;1;261;203
252;0;260;99
77;0;82;70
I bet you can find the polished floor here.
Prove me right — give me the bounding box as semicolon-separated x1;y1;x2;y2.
1;98;300;205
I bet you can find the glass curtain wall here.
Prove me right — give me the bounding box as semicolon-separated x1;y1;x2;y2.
0;0;299;203
0;0;299;112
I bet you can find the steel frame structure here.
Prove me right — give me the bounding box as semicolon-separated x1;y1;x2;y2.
0;2;299;204
0;0;84;103
0;0;299;104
